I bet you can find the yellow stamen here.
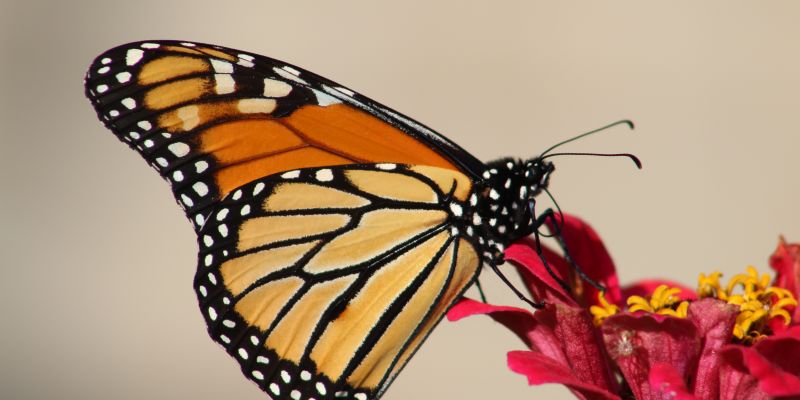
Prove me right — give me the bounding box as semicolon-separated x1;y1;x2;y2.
697;265;797;344
625;284;689;318
590;291;620;326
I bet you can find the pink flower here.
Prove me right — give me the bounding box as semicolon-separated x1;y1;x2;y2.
447;214;800;399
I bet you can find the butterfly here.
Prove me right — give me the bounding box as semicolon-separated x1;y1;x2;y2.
84;40;634;400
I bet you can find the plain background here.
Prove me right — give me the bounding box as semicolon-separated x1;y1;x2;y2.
3;1;800;399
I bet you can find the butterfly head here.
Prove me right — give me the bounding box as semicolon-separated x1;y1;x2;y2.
523;157;555;199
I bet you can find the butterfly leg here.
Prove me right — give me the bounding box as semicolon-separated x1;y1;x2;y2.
474;278;488;303
487;260;544;309
533;207;606;293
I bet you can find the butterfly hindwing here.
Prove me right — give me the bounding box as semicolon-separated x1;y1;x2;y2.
84;40;484;230
195;164;480;399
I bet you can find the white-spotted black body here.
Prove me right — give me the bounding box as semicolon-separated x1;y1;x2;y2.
470;157;555;263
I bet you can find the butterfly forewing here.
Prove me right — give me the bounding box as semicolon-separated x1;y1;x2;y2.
196;164;480;399
84;41;483;231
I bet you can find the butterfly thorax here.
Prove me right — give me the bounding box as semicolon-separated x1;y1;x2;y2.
471;157;554;263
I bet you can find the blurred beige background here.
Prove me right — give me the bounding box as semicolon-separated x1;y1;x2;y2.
3;1;800;399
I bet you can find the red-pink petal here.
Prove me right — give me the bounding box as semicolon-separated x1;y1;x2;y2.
544;213;623;306
746;333;800;396
622;279;697;302
649;363;697;400
508;350;620;400
686;298;739;400
602;313;701;400
505;240;576;306
446;297;538;348
769;237;800;322
718;346;770;400
535;303;618;392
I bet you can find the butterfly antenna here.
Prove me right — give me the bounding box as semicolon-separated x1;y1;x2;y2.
539;120;635;157
541;152;642;169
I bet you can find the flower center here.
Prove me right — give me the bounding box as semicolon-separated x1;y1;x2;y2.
698;266;797;344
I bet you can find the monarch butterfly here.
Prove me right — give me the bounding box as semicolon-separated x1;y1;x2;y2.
84;40;635;400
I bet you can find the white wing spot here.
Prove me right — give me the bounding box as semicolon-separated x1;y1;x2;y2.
140;43;160;49
129;131;140;140
116;71;132;83
168;142;190;157
238;54;254;61
198;285;207;297
194;213;204;226
137;121;152;130
489;189;500;200
315;169;334;182
355;394;368;400
263;78;292;97
334;86;355;96
223;319;236;328
281;170;300;179
203;235;214;247
256;356;269;364
208;307;217;320
220;334;231;344
181;194;194;207
121;98;136;109
125;49;144;65
97;66;110;74
232;189;242;200
253;182;266;195
270;383;280;396
472;214;482;225
218;224;228;237
281;65;300;75
291;390;301;400
214;74;235;94
216;208;229;221
193;182;209;196
300;371;312;381
108;110;119;117
252;371;264;380
313;89;341;106
96;84;108;93
376;163;396;170
237;348;248;359
156;157;168;167
449;203;463;216
240;204;251;215
180;42;196;47
316;382;327;395
207;272;217;285
281;370;291;383
101;57;111;64
211;59;234;73
195;160;209;173
143;139;154;148
274;67;308;84
204;254;213;267
250;336;260;346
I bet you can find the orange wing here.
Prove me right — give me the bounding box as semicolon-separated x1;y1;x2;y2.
196;164;481;399
84;40;483;229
